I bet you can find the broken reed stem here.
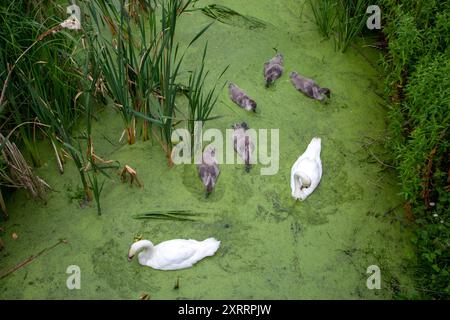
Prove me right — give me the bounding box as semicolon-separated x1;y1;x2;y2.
151;126;173;167
0;239;67;280
365;147;396;169
51;138;64;174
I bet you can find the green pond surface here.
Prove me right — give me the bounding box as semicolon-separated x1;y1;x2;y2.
0;0;419;299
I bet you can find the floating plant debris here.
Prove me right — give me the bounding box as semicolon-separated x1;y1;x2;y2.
0;239;67;280
131;210;201;221
199;4;268;30
139;293;150;300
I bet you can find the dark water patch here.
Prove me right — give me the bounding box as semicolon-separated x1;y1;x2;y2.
290;221;303;243
303;211;330;225
264;190;293;214
255;204;289;222
230;173;254;205
91;239;155;295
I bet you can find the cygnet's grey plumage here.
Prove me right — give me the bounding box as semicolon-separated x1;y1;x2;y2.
264;53;284;87
232;122;255;172
197;146;220;195
290;71;330;101
228;83;257;112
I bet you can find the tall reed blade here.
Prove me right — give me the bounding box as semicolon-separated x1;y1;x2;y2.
308;0;336;38
335;0;369;52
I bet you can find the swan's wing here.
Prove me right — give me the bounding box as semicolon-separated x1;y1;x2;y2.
290;158;300;192
155;240;197;267
301;158;321;181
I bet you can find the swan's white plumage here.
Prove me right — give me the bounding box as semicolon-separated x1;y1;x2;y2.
290;137;322;201
128;238;220;270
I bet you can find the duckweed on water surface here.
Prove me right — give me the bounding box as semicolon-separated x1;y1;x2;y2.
0;0;422;299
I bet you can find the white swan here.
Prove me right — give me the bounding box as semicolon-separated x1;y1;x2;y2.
127;238;220;270
290;137;322;201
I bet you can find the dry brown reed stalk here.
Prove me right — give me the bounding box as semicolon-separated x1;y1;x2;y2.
151;125;173;167
120;164;143;187
0;133;50;200
0;238;67;279
83;139;116;172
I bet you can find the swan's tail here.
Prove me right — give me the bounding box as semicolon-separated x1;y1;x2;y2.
201;238;221;256
304;137;321;159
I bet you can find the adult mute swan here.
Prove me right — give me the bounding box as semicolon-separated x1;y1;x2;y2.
128;238;220;270
290;137;322;201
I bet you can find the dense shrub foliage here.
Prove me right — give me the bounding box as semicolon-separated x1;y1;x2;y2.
380;0;449;299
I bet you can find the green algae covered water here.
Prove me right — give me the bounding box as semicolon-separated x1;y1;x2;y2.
0;0;419;299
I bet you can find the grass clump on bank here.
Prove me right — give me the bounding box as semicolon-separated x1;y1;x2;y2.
307;0;369;52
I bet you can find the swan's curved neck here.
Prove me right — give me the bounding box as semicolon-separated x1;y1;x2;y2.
131;240;154;258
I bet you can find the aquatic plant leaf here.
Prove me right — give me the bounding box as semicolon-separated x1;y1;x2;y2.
198;4;268;30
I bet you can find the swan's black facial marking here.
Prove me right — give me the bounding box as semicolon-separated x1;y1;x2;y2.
128;255;134;261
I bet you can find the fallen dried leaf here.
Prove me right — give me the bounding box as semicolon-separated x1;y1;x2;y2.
139;293;150;300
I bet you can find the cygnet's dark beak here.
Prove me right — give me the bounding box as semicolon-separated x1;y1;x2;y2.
127;255;134;262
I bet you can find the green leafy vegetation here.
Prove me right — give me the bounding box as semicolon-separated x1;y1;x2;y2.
308;0;336;39
309;0;449;298
196;3;267;29
0;0;222;216
380;0;450;299
185;43;228;155
308;0;369;52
